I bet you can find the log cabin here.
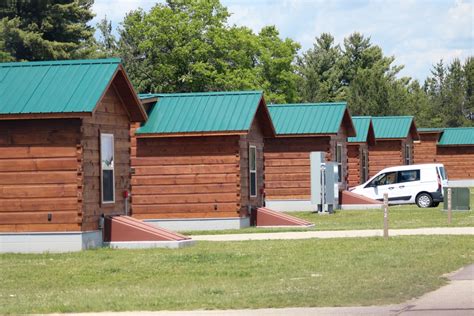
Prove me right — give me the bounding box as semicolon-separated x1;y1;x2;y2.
415;127;474;182
413;128;444;164
347;116;376;187
264;102;356;211
0;59;147;253
132;91;275;231
368;116;419;177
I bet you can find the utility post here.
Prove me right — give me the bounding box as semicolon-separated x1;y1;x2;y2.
447;187;452;224
383;193;389;239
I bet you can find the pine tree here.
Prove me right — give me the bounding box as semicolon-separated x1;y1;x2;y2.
0;0;95;61
297;33;343;102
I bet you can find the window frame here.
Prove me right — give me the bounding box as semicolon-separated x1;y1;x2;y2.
405;144;411;165
100;133;115;204
249;145;257;198
397;169;420;183
361;148;368;184
336;143;343;183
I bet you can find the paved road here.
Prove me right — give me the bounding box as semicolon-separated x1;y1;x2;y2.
51;265;474;316
191;227;474;241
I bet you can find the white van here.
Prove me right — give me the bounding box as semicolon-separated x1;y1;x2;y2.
350;164;448;208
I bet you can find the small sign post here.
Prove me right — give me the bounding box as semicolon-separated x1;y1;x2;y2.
447;187;452;224
383;193;389;239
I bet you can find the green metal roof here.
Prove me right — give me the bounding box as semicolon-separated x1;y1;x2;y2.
348;116;372;143
371;116;415;139
137;91;264;134
438;127;474;145
0;58;120;115
268;102;348;135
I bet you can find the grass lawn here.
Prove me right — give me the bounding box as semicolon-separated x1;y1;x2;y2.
183;188;473;236
1;236;473;314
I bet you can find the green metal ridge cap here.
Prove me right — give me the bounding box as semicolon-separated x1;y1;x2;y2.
0;58;121;68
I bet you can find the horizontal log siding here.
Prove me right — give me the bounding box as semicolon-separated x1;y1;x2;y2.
264;137;331;200
347;144;361;187
413;134;439;164
436;146;474;180
368;140;403;177
80;86;132;231
239;117;265;216
131;135;241;219
0;119;82;232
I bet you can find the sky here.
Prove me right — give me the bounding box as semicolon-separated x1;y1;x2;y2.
91;0;474;82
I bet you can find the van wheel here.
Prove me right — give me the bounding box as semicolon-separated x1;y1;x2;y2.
416;193;433;208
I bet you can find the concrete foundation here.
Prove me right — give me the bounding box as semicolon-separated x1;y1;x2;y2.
265;200;316;212
0;231;102;253
143;217;251;232
104;240;195;249
340;204;383;210
448;180;474;187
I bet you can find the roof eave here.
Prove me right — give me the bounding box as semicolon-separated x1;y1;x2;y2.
135;131;247;138
271;133;335;138
0;112;92;120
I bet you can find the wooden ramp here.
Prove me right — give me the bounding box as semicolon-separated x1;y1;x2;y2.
104;216;192;242
255;207;314;227
341;191;383;205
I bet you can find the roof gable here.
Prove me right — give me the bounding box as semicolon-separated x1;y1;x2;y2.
372;116;419;140
268;102;355;136
136;91;274;136
348;116;375;144
0;58;146;121
438;127;474;146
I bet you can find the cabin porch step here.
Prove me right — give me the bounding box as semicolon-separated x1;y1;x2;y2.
341;190;383;205
255;207;314;227
103;215;192;242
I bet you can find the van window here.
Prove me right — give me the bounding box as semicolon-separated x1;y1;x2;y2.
438;166;447;180
367;171;397;187
398;170;420;183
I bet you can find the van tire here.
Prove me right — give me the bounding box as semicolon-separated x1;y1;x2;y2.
416;193;433;208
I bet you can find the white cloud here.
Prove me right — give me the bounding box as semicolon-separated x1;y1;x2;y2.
91;0;474;81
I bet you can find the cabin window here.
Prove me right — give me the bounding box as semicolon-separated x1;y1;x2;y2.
101;133;115;204
336;143;343;182
405;144;411;165
249;145;257;197
361;149;368;183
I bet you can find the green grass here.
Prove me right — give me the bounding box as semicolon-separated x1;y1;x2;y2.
0;236;472;314
184;188;474;236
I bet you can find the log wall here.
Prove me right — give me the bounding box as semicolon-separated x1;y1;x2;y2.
80;86;132;231
0;119;82;232
436;146;474;180
413;133;439;164
347;144;368;187
368;137;413;177
131;135;241;219
264;137;331;200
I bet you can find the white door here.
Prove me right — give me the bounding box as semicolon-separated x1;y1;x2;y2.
362;171;399;202
394;169;421;204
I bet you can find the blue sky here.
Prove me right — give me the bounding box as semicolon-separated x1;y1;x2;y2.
91;0;473;82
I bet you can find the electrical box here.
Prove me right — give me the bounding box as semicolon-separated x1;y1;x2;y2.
310;152;339;213
443;187;471;211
